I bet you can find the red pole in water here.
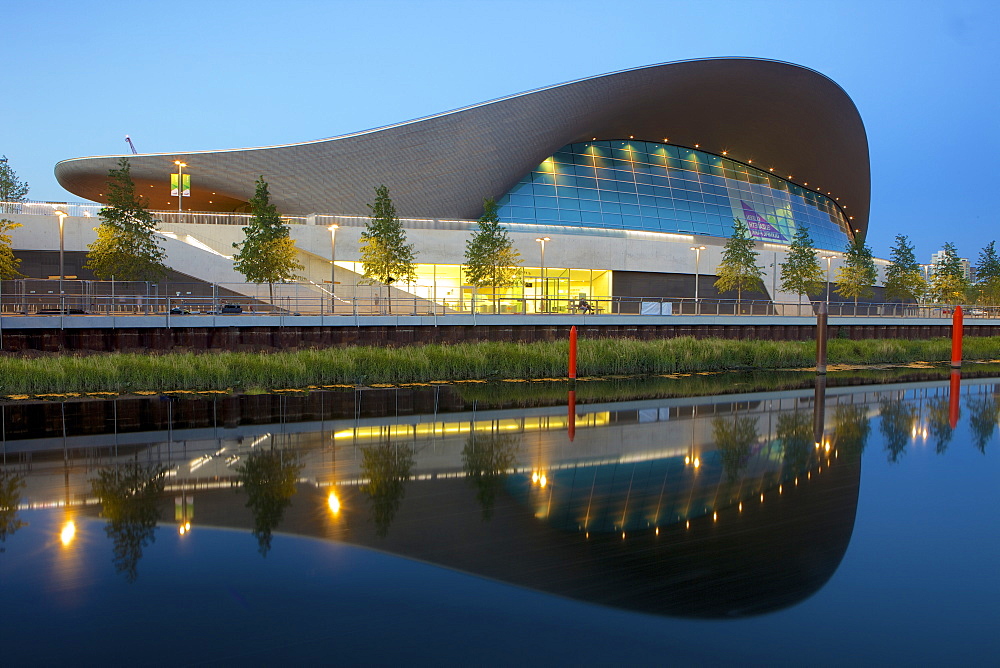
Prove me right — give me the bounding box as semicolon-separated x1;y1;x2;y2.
951;305;963;369
568;389;576;442
949;370;961;429
569;325;577;379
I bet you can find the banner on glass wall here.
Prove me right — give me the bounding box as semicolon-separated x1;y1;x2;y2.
740;201;786;242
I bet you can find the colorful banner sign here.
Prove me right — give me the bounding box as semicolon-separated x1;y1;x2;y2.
170;173;191;197
740;201;787;241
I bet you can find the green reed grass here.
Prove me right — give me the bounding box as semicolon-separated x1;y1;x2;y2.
1;336;998;395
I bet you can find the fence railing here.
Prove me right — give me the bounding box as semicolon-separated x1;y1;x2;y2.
0;281;994;319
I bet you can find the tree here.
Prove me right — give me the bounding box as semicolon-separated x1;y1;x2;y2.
462;431;521;520
85;158;167;281
463;198;522;311
714;218;764;308
0;155;29;211
91;462;166;582
879;398;915;464
360;440;414;537
929;242;968;304
883;234;925;305
713;414;758;483
235;448;302;557
359;185;416;312
232;176;304;302
779;224;824;307
974;241;1000;306
835;235;877;309
0;218;23;279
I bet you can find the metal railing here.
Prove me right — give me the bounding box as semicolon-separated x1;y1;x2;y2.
0;280;994;319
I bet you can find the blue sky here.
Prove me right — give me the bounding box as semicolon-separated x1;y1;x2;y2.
5;0;997;263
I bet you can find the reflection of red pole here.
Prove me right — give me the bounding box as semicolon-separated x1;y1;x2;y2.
951;305;963;369
568;390;576;442
949;370;961;429
569;325;577;379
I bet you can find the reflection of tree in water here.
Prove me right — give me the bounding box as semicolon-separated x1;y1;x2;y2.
236;449;303;557
776;411;813;475
462;431;521;520
833;404;871;460
91;462;166;583
712;415;758;483
926;397;953;455
879;398;916;463
360;441;414;537
0;470;26;552
966;393;998;454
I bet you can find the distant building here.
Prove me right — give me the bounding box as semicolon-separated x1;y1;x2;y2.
930;250;973;282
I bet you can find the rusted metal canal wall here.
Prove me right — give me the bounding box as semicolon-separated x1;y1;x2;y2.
2;314;998;353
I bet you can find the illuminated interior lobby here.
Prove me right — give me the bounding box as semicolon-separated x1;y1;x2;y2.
49;58;870;309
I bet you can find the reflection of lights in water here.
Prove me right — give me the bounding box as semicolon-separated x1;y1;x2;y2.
60;521;75;546
178;522;191;536
739;502;743;512
779;484;783;494
531;472;548;488
760;494;764;503
685;520;690;530
621;532;626;540
713;512;717;522
693;457;700;469
655;527;659;536
327;491;341;514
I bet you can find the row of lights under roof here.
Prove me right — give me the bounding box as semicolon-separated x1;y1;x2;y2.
586;135;858;230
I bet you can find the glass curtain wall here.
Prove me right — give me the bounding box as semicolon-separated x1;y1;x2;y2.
497;140;852;251
333;261;611;314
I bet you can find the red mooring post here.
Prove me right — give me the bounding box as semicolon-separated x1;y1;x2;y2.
951;305;963;368
568;389;576;442
949;370;961;429
569;325;578;379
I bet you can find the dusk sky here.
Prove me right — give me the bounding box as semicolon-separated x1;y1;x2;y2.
6;0;997;263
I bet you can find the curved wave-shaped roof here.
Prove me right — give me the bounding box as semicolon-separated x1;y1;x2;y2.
55;58;870;237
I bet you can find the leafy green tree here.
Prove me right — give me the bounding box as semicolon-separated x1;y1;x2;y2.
463;198;522;311
360;440;414;537
779;224;824;306
966;392;998;454
929;242;969;304
462;431;521;520
235;448;302;557
835;236;877;308
232;176;304;302
879;398;915;463
777;411;814;474
926;397;953;455
0;218;23;279
884;234;925;304
714;218;764;307
0;470;26;552
91;462;166;582
359;185;416;313
833;404;871;460
0;155;29;208
713;414;758;483
85;158;167;281
974;241;1000;306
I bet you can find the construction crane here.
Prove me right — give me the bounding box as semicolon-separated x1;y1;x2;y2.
125;135;138;154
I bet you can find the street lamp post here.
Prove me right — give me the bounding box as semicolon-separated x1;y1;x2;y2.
328;224;339;311
173;161;187;213
535;237;550;312
822;255;836;305
53;209;68;300
690;245;706;314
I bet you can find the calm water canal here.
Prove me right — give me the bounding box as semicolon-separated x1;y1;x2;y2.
1;372;998;665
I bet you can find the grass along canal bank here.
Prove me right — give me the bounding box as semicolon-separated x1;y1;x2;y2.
1;336;999;396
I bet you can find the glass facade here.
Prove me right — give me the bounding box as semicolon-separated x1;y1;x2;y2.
498;140;851;250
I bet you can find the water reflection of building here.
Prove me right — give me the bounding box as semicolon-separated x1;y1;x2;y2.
4;378;993;616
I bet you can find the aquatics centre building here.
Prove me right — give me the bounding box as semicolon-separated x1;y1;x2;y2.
52;58;871;312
